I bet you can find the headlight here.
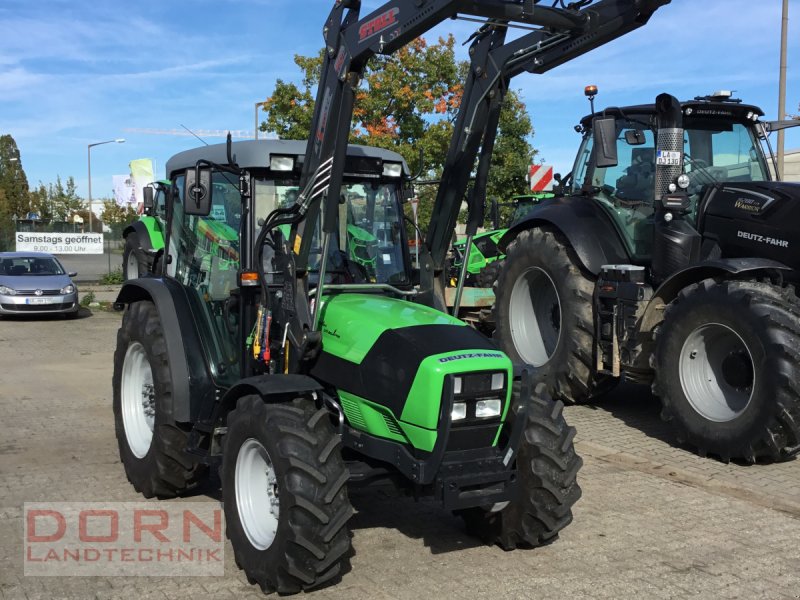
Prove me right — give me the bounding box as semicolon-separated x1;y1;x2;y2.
382;162;403;178
475;399;502;419
60;284;75;294
491;373;504;391
451;402;467;421
0;285;16;295
270;155;295;171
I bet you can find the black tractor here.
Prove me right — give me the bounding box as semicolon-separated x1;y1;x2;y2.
492;90;800;462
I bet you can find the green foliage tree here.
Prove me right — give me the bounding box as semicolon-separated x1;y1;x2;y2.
260;36;537;235
28;183;52;223
101;200;138;237
0;134;30;250
48;176;83;223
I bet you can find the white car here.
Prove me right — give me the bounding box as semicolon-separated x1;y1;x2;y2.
0;252;80;317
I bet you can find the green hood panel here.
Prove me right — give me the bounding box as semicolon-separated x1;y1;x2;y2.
318;293;465;364
311;293;513;451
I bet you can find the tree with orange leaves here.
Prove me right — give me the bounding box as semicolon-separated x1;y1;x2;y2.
261;35;536;231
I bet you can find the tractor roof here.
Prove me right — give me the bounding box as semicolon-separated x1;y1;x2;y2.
579;98;764;129
166;139;409;177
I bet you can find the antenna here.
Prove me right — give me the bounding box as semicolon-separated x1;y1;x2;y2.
180;124;210;146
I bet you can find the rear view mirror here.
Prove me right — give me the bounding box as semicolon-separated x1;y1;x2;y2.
184;168;213;216
142;186;155;210
592;117;619;168
625;130;646;146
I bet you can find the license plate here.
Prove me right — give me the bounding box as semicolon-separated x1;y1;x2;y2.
26;298;51;305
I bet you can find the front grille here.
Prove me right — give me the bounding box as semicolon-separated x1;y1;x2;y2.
16;290;61;296
1;302;74;312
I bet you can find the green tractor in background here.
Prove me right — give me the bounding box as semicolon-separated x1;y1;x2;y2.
121;180;169;280
450;192;554;288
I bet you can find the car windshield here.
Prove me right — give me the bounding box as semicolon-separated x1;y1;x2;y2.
1;257;65;276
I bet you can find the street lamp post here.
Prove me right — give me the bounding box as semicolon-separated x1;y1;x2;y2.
87;138;125;232
254;101;268;140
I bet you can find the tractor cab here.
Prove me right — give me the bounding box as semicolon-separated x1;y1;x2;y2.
161;140;412;385
570;93;771;260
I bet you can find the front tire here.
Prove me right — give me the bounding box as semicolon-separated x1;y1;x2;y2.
493;227;615;402
222;396;353;594
112;301;205;497
123;234;149;280
461;382;583;549
654;280;800;462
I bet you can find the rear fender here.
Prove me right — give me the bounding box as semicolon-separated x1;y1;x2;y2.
497;196;630;275
640;258;793;332
116;278;214;422
123;218;164;252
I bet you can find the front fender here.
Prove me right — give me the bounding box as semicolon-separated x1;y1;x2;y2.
216;375;325;425
498;196;630;275
116;278;214;422
640;257;793;332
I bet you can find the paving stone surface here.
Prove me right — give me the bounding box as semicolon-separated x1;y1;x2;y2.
1;311;798;599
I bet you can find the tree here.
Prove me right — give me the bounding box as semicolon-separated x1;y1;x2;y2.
261;36;537;233
48;176;83;223
28;183;52;222
0;134;30;250
101;200;138;237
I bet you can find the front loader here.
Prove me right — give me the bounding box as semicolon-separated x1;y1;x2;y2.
492;88;800;463
110;0;669;594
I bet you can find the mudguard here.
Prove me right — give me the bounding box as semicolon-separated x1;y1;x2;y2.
116;278;214;422
640;257;793;332
218;375;325;419
497;195;630;275
123;218;164;252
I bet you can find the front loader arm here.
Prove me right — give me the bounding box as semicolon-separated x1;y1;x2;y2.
283;0;669;349
425;0;670;271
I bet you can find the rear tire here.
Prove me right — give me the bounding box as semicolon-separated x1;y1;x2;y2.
653;279;800;462
112;301;206;497
461;382;583;549
222;396;353;594
123;235;149;280
492;227;616;403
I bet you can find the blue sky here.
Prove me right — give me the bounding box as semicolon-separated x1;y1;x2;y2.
1;0;798;200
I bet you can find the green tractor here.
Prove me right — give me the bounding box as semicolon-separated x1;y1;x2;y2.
450;193;554;288
113;137;581;593
111;0;667;593
121;180;169;280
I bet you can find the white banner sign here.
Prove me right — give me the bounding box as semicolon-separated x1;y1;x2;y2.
16;232;104;255
113;174;137;206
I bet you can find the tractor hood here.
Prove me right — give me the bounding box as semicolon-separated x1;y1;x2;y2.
312;294;512;451
702;181;800;270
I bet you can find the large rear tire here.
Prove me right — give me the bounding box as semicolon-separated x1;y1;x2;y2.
112;301;206;497
222;396;353;594
461;382;583;549
653;280;800;462
492;227;615;403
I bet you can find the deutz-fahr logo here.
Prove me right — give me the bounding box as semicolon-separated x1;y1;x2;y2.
439;352;502;363
359;7;398;42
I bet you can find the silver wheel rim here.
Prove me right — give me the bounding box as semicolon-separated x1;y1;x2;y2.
125;250;139;280
679;323;755;423
235;438;280;550
121;342;155;458
509;267;562;367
